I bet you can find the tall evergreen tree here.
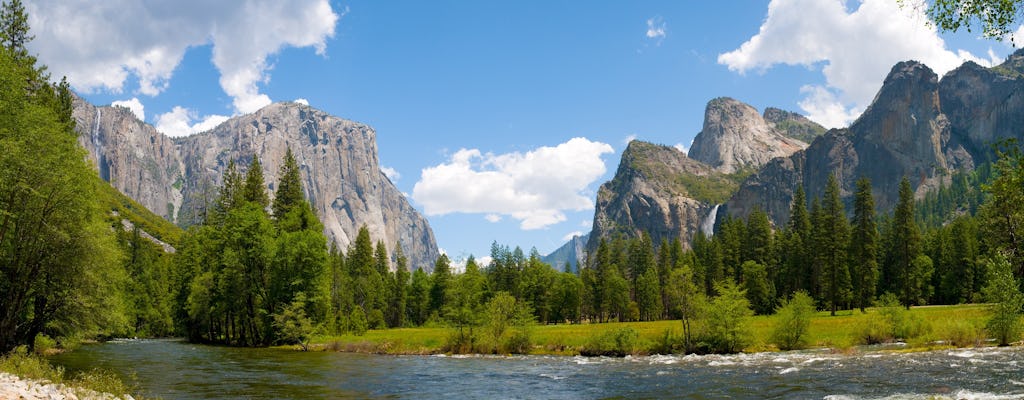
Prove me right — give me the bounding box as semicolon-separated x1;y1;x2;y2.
430;254;453;315
821;174;852;316
0;0;35;66
272;146;304;221
889;177;928;308
781;185;812;296
850;177;879;311
242;157;269;209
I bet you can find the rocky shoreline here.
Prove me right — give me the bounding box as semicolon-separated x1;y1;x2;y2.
0;373;132;400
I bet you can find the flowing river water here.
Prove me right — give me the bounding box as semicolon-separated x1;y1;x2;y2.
50;339;1024;399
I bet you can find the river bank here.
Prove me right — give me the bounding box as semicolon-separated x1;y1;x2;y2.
305;303;1003;356
0;372;132;400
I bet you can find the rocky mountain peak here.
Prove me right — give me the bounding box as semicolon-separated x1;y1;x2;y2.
73;98;440;271
762;107;826;144
688;97;807;174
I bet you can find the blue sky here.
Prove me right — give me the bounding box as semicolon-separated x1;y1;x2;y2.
25;0;1021;265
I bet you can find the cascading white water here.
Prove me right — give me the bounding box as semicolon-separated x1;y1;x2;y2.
700;204;721;236
91;108;102;156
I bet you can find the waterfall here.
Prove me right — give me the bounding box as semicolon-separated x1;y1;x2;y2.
91;108;102;156
700;204;721;236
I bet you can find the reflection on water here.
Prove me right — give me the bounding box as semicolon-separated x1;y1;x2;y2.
51;339;1024;399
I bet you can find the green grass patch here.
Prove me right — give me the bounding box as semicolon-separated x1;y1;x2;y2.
309;304;1002;356
0;347;140;399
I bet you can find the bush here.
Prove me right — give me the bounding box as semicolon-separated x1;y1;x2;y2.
350;307;368;336
771;291;814;350
33;334;57;356
701;280;753;354
983;253;1024;346
856;313;892;345
72;368;132;398
0;346;64;382
944;319;984;347
855;293;930;345
580;327;640;357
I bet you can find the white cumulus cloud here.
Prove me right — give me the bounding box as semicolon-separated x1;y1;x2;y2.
111;97;145;121
484;214;502;223
294;98;310;106
562;231;584;242
646;17;666;40
155;106;229;138
623;134;638;146
381;166;401;182
412;137;614;230
718;0;999;128
673;142;689;155
25;0;339;114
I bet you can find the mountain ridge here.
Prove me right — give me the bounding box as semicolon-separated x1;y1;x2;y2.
72;97;440;270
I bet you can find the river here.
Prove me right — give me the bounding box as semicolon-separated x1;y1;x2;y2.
50;340;1024;399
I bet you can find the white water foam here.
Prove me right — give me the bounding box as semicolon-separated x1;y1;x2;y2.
700;204;721;236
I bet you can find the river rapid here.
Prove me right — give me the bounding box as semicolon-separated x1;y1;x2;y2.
50;340;1024;399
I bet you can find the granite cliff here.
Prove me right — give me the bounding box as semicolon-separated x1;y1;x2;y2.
73;99;440;270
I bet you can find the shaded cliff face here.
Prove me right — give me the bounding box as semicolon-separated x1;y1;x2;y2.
72;96;184;221
688;97;808;173
542;233;589;273
73;99;440;271
724;59;1008;227
588;141;726;253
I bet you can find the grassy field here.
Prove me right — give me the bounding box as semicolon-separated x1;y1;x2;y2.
308;304;1001;356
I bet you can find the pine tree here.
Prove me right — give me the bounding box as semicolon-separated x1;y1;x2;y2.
272;146;304;221
242;157;269;209
850;177;879;311
0;0;35;67
388;244;410;328
744;207;773;267
430;254;452;315
821;174;852;316
782;185;812;296
890;177;928;308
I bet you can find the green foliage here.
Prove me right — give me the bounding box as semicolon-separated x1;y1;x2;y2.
580;327;640;357
0;33;128;351
0;347;64;382
272;146;304;220
742;261;775;315
924;0;1024;40
850;177;879;311
771;291;814;350
980;142;1024;275
483;292;535;354
818;174;851;316
701;280;753;353
349;307;368;336
31;334;55;356
983;253;1024;346
272;293;316;350
886;177;928;308
857;293;931;344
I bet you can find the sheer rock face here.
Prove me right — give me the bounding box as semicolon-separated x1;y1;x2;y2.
73;99;439;271
587;141;717;254
723;59;1004;227
688;97;808;174
542;233;589;273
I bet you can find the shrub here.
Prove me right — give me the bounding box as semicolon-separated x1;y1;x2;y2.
702;280;753;354
32;334;57;356
983;253;1024;346
944;320;984;347
0;346;64;382
580;327;640;357
350;307;368;336
771;291;814;350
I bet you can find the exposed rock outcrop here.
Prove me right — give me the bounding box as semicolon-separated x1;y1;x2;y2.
688;97;808;173
723;59;1006;227
73;99;440;270
588;141;722;253
542;233;589;273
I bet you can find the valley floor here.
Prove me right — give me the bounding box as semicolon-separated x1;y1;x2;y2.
307;303;1004;356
